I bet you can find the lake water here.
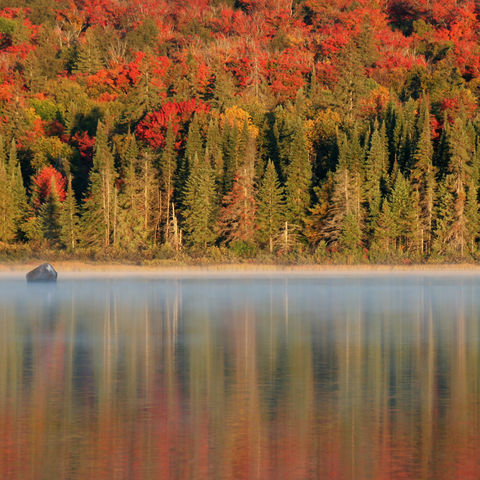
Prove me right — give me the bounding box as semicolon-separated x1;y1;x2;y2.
1;274;480;479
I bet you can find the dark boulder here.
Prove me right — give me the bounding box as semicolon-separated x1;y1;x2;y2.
26;263;58;283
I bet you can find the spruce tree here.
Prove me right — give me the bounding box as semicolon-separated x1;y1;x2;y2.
285;120;312;227
73;36;104;74
8;139;28;240
139;149;158;244
183;153;217;248
39;175;62;246
323;133;363;255
364;121;388;224
444;118;475;257
159;123;177;237
410;101;436;254
256;160;284;253
59;175;79;252
219;167;257;245
81;121;117;249
432;179;456;256
116;148;144;252
0;136;15;242
389;171;416;255
222;121;238;194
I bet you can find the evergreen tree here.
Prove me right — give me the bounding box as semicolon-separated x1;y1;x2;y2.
410;101;436;254
73;36;104;74
159;124;177;238
323;133;364;255
183;153;217;248
443;118;475;257
8;139;28;240
81;121;117;249
116;147;144;252
0;136;15;242
222;121;238;194
285;120;311;226
139;149;158;244
39;175;62;246
389;171;417;255
205;118;223;188
256;160;284;253
364;121;388;227
59;175;79;252
432;179;456;256
219;167;257;245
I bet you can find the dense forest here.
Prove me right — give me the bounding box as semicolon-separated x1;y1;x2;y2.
1;0;480;262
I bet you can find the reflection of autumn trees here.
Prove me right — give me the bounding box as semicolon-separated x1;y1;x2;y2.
1;279;480;478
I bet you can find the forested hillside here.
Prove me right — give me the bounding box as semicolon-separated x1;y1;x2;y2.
1;0;480;262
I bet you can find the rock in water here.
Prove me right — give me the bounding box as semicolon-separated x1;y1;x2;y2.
26;263;58;283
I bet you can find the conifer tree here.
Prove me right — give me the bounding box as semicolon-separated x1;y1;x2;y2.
139;149;158;244
183;153;217;248
256;160;284;253
81;121;117;249
8;139;28;240
432;179;456;256
364;121;388;232
410;101;436;254
116;146;144;252
285;120;311;226
222;121;238;194
0;136;15;242
159;124;177;237
323;133;364;255
74;37;104;74
389;171;416;254
219;167;257;245
39;175;62;246
371;199;396;257
59;175;79;252
443;118;475;257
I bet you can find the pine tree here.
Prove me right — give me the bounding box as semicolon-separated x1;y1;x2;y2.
0;136;15;242
222;121;238;194
81;121;117;249
432;179;456;256
39;175;62;246
364;121;388;224
183;153;217;248
74;36;104;74
323;133;363;255
139;149;158;244
285;120;311;226
115;148;144;252
219;167;257;245
410;101;436;254
159;124;177;238
8;139;28;240
371;199;396;258
443;118;475;257
389;171;416;255
256;160;284;253
59;175;79;252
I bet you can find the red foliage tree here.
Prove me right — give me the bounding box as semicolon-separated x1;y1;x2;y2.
32;166;66;208
136;99;209;149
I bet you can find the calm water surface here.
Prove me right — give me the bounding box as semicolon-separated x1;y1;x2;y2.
1;275;480;479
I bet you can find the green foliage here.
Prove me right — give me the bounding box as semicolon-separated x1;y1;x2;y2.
256;160;284;253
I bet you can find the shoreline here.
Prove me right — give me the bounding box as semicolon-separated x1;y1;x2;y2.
2;261;480;278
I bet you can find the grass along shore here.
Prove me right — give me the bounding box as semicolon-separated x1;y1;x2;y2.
3;260;480;278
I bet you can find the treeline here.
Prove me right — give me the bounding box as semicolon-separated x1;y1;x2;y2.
2;96;480;262
2;1;480;262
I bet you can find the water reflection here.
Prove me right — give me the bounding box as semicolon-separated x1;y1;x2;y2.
1;276;480;479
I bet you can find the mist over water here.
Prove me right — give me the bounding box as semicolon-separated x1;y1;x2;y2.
1;275;480;479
